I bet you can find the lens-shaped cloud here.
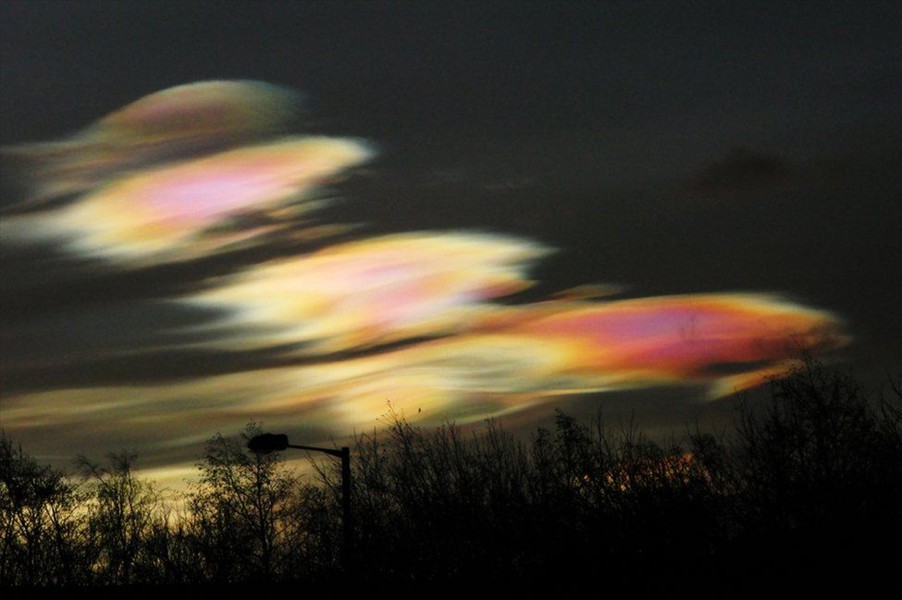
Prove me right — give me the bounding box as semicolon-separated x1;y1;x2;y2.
6;137;373;263
3;290;844;447
270;293;846;426
182;232;551;352
2;80;303;207
0;292;847;497
475;294;847;398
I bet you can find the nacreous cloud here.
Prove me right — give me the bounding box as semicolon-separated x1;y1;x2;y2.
225;293;847;428
2;80;303;207
5;137;373;264
182;232;551;353
0;81;852;493
474;294;847;399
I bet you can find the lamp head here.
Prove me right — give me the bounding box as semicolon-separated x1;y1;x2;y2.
247;433;289;454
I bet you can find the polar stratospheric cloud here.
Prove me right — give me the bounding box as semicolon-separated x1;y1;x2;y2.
0;81;847;488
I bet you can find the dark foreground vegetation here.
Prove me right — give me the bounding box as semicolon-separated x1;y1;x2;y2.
2;358;901;592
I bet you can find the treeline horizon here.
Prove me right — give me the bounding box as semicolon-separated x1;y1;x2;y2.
2;357;901;590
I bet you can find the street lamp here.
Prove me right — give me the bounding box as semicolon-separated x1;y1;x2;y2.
247;433;352;570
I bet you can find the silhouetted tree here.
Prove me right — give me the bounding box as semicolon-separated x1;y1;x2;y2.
734;358;901;533
76;451;167;584
691;357;902;589
183;423;303;583
0;433;89;586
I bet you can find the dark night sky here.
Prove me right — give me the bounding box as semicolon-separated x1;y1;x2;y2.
1;0;900;488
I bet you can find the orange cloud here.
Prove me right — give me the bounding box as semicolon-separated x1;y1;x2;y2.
475;294;846;398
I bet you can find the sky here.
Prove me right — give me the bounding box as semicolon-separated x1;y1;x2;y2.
1;0;900;492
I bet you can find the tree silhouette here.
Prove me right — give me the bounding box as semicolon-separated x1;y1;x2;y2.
1;357;899;588
76;451;167;585
183;423;304;583
0;433;88;586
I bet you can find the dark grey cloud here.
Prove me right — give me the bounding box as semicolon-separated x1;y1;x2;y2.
682;148;794;197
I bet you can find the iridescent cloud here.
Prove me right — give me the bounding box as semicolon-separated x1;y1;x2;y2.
473;294;847;398
0;81;851;493
2;80;303;206
182;232;550;353
6;137;373;263
0;291;846;494
246;293;846;427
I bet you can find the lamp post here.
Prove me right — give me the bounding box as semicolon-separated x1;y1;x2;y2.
247;433;352;571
